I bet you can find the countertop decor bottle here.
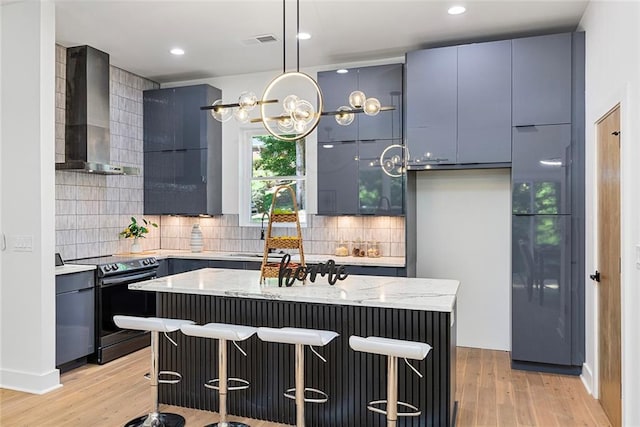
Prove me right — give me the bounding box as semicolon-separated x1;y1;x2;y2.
190;223;204;253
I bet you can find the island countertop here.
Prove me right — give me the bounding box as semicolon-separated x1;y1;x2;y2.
129;268;459;312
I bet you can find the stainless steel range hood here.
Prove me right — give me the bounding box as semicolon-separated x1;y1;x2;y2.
56;45;139;175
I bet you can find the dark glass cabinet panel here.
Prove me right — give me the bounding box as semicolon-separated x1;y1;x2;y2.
512;124;572;215
358;140;404;214
317;70;358;143
317;141;358;215
512;33;572;126
512;215;572;365
406;46;457;164
457;40;512;163
144;84;222;215
357;64;403;141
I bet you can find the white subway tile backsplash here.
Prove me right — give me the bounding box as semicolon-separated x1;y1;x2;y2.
55;44;160;259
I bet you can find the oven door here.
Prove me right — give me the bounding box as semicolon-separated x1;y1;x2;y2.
98;269;157;348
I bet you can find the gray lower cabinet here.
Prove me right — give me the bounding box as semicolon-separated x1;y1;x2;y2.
144;84;222;215
56;271;95;367
317;141;359;215
512;214;572;366
169;259;262;275
406;41;512;167
512;33;572;126
156;259;169;277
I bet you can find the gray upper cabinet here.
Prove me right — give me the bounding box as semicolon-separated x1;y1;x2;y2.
357;64;403;141
317;64;403;143
406;46;457;165
144;84;222;215
457;40;512;163
317;70;358;143
406;41;512;167
512;33;572;126
317;141;359;215
358;139;404;214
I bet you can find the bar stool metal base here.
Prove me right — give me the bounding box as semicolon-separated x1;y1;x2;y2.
123;412;186;427
204;422;250;427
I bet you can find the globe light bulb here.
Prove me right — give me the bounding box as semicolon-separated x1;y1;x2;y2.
363;97;381;116
283;95;299;113
277;113;294;132
238;91;258;111
292;99;314;125
349;90;367;109
210;99;232;122
294;120;307;133
233;107;250;123
335;106;355;126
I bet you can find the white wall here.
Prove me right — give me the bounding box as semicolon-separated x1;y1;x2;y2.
0;1;59;393
162;57;403;217
415;169;511;351
578;2;640;424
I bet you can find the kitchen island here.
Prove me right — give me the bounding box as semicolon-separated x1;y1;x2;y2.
131;268;459;426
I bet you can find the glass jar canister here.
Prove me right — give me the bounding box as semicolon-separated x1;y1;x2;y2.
335;239;349;257
367;241;381;258
352;239;366;257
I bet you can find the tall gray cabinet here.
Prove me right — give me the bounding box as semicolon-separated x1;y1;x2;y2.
144;84;222;215
317;64;404;215
511;32;585;373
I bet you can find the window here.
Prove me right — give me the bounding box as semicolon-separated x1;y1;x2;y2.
243;132;306;225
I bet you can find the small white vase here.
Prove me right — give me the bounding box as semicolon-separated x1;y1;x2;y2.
190;224;204;253
131;238;142;254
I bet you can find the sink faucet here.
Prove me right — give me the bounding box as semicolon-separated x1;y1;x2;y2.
260;212;269;240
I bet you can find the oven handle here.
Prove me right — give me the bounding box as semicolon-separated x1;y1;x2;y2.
100;270;157;287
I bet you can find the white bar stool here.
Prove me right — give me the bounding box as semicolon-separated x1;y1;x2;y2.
180;323;258;427
349;336;431;427
257;327;339;427
113;315;194;427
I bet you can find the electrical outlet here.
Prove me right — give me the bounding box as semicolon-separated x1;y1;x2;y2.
13;235;33;252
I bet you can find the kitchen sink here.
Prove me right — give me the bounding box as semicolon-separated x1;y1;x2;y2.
229;252;286;258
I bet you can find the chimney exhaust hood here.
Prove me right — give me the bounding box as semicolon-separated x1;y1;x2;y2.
56;45;139;175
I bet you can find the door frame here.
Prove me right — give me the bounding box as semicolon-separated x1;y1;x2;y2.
588;86;631;423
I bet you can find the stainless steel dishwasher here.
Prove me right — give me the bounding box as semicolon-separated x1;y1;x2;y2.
55;270;95;370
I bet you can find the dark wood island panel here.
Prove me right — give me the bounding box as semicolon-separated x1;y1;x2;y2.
158;293;457;426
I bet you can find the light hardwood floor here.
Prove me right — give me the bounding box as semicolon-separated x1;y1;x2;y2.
0;347;610;426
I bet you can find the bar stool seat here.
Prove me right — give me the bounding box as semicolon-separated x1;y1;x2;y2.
181;323;258;427
349;335;431;427
113;315;194;427
257;327;338;427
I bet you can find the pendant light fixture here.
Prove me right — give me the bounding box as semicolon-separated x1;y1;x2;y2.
201;0;395;140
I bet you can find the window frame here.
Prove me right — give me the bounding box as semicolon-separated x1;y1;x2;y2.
239;127;307;227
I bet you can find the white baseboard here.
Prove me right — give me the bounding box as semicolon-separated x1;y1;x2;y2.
0;367;61;394
581;362;595;397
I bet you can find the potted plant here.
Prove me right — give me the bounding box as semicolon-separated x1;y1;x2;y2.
119;217;158;254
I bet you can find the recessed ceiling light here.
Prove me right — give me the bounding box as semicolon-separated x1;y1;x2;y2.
336;69;349;74
448;5;466;15
297;32;311;40
170;48;185;56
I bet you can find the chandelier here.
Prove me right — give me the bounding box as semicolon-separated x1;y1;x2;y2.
201;0;394;141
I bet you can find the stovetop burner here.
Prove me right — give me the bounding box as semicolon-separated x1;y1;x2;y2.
72;255;158;277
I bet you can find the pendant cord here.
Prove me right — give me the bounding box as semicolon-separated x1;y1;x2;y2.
283;0;286;74
296;0;300;72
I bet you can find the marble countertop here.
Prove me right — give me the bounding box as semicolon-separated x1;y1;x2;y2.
116;249;405;268
55;264;97;275
129;268;458;312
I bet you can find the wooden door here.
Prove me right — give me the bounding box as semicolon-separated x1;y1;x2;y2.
597;105;621;427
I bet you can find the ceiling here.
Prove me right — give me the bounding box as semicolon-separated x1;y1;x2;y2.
54;0;589;83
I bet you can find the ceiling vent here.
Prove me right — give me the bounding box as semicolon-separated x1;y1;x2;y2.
240;34;278;46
